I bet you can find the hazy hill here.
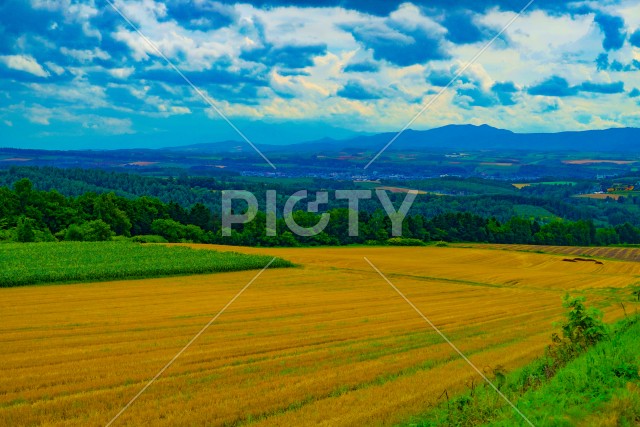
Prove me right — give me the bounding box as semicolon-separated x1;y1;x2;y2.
163;125;640;153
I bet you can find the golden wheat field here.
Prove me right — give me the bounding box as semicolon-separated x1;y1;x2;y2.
469;243;640;263
1;245;639;426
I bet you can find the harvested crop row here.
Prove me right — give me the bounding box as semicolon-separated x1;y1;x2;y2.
0;245;636;426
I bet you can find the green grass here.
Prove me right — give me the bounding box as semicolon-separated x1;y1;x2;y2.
399;317;640;427
482;318;640;427
0;242;293;287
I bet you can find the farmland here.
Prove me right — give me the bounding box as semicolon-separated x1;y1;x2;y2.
468;243;640;263
1;245;639;426
0;242;292;287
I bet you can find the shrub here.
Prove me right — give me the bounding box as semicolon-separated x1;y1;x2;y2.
131;235;169;243
64;224;85;241
560;294;608;349
545;295;609;373
33;229;56;243
63;221;113;242
151;219;206;243
82;220;113;242
0;229;14;242
386;237;426;246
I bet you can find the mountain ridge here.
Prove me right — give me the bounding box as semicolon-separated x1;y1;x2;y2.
2;124;639;154
160;124;640;154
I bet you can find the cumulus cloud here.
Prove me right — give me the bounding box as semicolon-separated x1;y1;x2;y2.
630;29;640;47
1;0;640;147
26;104;53;125
491;81;519;106
528;76;579;97
579;81;625;94
241;44;327;69
456;85;497;108
44;62;65;76
337;80;382;100
426;69;450;87
342;5;449;66
344;61;379;73
0;55;49;77
441;10;495;45
529;76;626;97
164;0;238;30
60;47;111;63
81;116;134;134
594;13;627;51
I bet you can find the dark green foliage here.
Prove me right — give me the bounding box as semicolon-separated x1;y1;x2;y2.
82;220;113;242
16;216;36;242
64;224;85;241
560;295;609;350
130;235;169;243
1;172;640;247
151;219;207;243
386;237;427;246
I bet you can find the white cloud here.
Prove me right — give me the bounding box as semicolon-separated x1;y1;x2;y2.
5;1;640;136
0;55;49;77
109;67;135;79
26;105;53;125
170;106;191;114
81;116;134;135
60;47;111;63
44;62;65;75
28;81;108;109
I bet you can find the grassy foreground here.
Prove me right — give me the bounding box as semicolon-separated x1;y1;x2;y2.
401;315;640;427
0;242;292;287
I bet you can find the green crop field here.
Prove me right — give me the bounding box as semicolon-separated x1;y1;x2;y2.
0;242;293;287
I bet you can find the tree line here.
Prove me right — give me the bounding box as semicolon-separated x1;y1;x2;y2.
3;166;640;229
2;178;640;247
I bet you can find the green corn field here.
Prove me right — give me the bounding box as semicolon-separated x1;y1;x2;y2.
0;242;293;287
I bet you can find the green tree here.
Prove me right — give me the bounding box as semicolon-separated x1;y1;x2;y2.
64;224;85;241
189;203;212;230
13;178;33;210
82;220;113;241
16;216;36;242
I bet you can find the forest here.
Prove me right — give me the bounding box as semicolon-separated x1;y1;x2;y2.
1;171;640;247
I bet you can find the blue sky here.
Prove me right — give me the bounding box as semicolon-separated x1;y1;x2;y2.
1;0;640;149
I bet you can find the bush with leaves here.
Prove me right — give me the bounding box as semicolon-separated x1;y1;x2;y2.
544;294;609;376
62;220;113;242
82;220;113;242
386;237;427;246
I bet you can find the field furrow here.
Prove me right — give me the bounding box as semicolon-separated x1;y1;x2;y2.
0;245;637;426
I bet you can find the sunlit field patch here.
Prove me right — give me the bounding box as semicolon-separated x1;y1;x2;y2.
0;245;637;426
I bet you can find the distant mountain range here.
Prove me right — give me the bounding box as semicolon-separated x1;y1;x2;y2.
164;124;640;154
3;124;639;178
2;125;640;159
